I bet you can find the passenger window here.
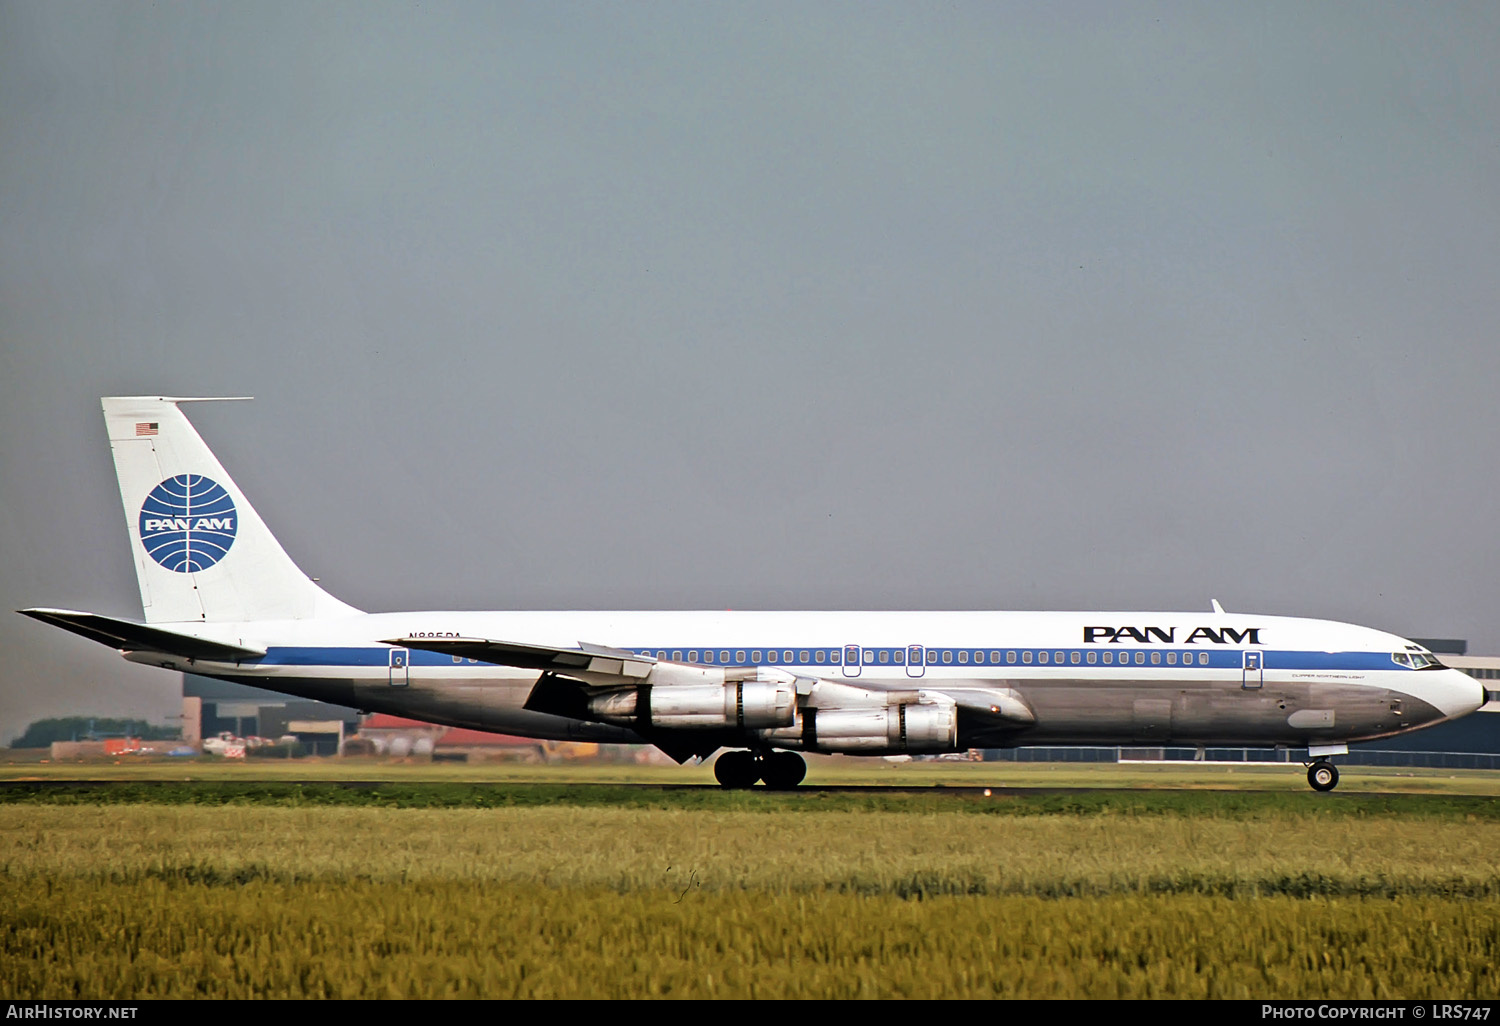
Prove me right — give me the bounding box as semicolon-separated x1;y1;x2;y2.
1038;651;1049;664
958;651;969;664
1167;652;1177;665
815;650;826;664
990;651;1001;663
1086;651;1097;664
688;650;699;662
1135;652;1145;665
799;650;810;663
452;655;462;664
1022;651;1033;664
938;650;950;664
895;650;905;664
863;649;875;663
1199;652;1209;665
735;650;745;663
1151;652;1161;665
1054;651;1063;664
1070;651;1081;665
1103;652;1113;664
752;650;762;662
878;650;890;664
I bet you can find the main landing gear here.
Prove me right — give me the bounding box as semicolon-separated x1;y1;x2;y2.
1306;760;1339;792
713;749;807;790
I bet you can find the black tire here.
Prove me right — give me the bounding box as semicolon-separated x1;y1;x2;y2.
761;751;807;790
713;750;759;789
1307;761;1339;792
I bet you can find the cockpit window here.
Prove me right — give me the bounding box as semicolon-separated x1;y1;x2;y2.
1392;652;1411;668
1405;652;1445;670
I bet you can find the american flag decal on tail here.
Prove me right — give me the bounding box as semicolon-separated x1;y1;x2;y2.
135;422;158;436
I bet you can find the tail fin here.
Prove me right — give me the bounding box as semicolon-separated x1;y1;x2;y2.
102;396;361;624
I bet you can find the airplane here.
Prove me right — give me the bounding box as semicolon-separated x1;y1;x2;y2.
20;396;1492;791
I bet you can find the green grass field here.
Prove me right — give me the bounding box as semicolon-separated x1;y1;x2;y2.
3;759;1498;998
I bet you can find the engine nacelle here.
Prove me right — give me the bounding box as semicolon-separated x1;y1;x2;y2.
806;703;958;754
589;681;797;730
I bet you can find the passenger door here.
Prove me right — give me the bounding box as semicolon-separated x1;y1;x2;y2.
1242;651;1263;690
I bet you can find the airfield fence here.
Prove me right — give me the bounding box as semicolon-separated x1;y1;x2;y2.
981;747;1500;770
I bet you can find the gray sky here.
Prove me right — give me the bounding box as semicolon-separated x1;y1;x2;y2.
3;2;1499;743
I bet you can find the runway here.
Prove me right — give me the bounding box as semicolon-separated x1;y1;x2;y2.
0;777;1360;797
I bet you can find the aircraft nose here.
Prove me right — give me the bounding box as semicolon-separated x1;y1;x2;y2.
1436;669;1488;720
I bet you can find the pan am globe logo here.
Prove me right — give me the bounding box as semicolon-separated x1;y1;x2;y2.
138;475;238;573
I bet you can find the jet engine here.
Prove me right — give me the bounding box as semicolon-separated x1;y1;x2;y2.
589;680;797;730
802;702;958;754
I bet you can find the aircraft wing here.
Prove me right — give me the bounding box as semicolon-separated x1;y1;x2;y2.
388;635;1035;758
385;635;654;679
391;635;1034;723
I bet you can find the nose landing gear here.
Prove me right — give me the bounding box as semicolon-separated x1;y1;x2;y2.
1306;760;1339;792
712;749;807;789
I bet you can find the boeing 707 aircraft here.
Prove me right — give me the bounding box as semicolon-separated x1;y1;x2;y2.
21;397;1490;790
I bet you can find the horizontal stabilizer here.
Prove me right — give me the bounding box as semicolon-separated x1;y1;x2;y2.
19;608;265;661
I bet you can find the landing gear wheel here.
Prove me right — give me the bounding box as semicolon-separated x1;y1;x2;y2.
713;750;759;789
760;751;807;790
1307;761;1339;792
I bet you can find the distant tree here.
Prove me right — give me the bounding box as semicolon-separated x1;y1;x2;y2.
9;717;179;749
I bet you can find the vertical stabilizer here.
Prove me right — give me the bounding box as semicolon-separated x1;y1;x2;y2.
102;396;361;624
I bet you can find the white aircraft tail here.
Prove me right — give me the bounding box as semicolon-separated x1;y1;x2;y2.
101;396;361;624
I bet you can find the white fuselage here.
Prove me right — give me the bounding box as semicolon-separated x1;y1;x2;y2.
131;609;1484;751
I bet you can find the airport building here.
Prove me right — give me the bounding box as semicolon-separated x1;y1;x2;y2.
182;674;360;755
